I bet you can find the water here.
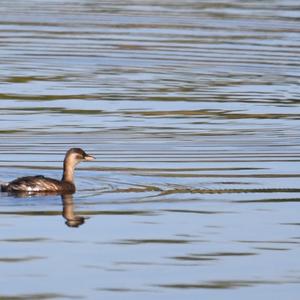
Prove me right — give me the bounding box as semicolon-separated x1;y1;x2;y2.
0;0;300;299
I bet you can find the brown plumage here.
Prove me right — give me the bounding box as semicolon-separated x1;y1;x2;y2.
1;148;95;195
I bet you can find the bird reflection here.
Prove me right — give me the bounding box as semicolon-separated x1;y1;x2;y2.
2;190;87;227
61;194;86;228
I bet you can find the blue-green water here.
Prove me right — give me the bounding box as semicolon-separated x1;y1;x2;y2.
0;1;300;299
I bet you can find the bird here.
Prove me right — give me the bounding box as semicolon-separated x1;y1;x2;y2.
1;148;95;194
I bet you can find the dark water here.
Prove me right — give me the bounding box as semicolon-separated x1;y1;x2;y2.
0;1;300;299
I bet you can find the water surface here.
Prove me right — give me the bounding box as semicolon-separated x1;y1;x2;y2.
0;1;300;299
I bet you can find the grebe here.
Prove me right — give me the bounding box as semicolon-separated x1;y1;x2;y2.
1;148;95;194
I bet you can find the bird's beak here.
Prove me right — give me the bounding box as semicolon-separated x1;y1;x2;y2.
84;154;95;161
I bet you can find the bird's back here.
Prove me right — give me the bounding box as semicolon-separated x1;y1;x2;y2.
1;175;74;193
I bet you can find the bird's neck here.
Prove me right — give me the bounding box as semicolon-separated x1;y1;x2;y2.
62;158;76;183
